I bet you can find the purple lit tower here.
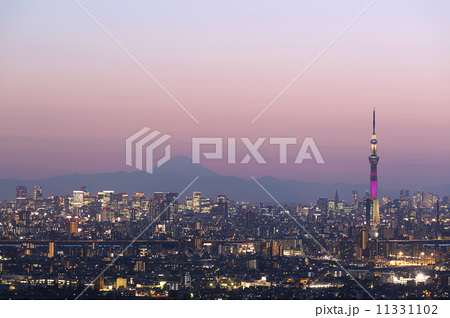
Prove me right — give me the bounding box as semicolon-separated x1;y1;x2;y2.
369;108;380;227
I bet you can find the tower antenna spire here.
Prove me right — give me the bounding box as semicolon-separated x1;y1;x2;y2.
373;107;376;134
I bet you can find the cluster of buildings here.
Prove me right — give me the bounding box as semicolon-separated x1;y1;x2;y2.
0;183;449;299
0;109;449;299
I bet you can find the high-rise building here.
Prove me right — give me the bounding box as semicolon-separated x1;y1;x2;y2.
73;190;84;208
16;185;27;200
317;197;328;215
132;192;145;208
159;199;171;221
181;272;191;288
81;185;90;196
116;277;127;289
33;186;43;200
435;201;441;240
154;192;164;201
193;192;202;213
362;228;368;251
69;219;78;235
400;189;410;200
166;192;178;202
200;197;211;213
412;191;422;208
368;108;380;228
327;200;335;212
217;195;228;218
94;274;104;291
103;190;114;204
185;197;193;211
120;193;129;206
166;192;179;216
48;242;55;258
352;190;358;207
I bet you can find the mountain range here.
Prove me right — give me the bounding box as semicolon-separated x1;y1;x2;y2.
1;156;449;203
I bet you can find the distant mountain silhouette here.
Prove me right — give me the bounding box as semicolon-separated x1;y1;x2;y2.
0;156;448;203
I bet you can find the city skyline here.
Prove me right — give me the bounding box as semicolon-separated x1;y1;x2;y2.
2;0;450;307
0;171;448;300
2;151;447;302
1;1;449;190
1;154;449;204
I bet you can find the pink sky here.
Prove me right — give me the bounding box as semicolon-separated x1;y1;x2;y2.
0;1;449;190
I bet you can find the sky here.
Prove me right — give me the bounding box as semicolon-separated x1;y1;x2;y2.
0;0;449;191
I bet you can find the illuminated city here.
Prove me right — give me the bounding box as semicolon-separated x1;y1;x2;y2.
1;1;449;309
0;184;448;299
0;110;449;299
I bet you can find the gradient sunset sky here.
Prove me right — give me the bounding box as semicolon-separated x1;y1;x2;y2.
1;0;449;191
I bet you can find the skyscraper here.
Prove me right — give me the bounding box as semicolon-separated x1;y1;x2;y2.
73;190;84;208
33;186;43;200
435;201;441;240
165;192;179;221
361;228;368;254
217;195;228;218
352;190;358;207
318;197;328;216
369;108;380;227
193;192;202;213
48;242;55;258
69;218;78;235
81;185;90;196
94;274;104;291
165;192;179;204
16;185;27;200
154;192;164;201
